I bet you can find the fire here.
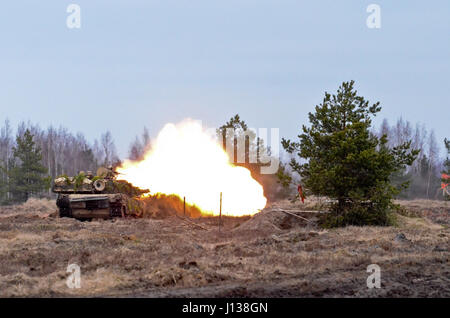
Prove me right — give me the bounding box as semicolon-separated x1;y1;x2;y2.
116;120;267;216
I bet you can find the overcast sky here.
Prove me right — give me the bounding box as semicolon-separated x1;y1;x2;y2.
0;1;448;158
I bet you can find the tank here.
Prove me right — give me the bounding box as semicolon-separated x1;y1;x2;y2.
52;167;149;220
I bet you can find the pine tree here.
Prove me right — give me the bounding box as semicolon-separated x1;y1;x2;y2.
8;130;50;202
282;81;418;227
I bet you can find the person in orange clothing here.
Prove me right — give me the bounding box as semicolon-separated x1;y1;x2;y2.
297;185;306;203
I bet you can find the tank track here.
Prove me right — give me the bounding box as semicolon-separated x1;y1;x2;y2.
56;194;128;220
109;205;125;218
59;207;73;218
56;195;73;218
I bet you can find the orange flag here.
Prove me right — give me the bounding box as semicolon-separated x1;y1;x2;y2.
442;174;450;190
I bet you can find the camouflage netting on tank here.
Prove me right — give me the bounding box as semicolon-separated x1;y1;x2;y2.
105;180;149;197
54;172;149;197
54;173;93;192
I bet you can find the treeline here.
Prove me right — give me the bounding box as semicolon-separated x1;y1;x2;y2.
0;119;150;204
374;118;445;199
0;114;447;205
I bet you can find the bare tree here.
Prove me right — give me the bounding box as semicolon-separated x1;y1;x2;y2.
142;127;150;149
128;137;143;161
392;117;412;148
377;118;444;199
128;127;151;161
101;131;118;167
0;119;13;201
379;118;390;141
426;130;439;198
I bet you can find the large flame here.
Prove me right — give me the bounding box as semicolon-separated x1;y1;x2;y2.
116;120;267;216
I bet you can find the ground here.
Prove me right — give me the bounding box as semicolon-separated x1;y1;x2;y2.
0;198;448;297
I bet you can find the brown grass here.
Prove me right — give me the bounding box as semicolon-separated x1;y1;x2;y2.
0;198;447;297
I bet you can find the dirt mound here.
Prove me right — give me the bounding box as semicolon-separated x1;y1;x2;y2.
235;208;316;234
234;209;284;233
233;198;327;234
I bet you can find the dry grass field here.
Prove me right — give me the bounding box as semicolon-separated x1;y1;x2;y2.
0;198;448;297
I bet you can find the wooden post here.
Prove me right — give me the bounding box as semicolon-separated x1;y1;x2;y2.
219;192;222;232
183;196;186;217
